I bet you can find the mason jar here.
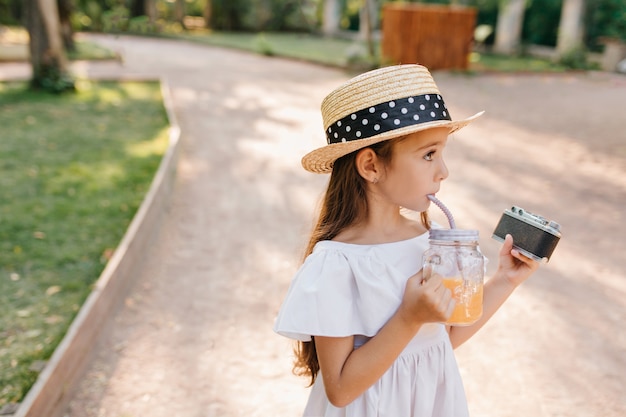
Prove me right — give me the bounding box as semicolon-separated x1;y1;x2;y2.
423;229;484;326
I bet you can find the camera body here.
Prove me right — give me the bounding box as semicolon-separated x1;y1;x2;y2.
492;207;561;262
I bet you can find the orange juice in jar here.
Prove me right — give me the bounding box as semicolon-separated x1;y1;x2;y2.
423;229;485;326
442;278;483;325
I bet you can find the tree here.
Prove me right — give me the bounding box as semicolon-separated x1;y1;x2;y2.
494;0;526;54
206;0;246;31
175;0;186;28
360;0;376;57
24;0;74;92
58;0;74;51
145;0;157;23
204;0;212;28
322;0;340;35
556;0;586;55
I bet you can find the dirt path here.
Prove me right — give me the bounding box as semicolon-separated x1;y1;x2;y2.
5;35;625;416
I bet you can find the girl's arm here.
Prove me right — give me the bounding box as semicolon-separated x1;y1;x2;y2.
315;273;455;408
448;234;539;348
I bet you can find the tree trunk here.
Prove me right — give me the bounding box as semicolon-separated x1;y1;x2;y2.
57;0;74;51
145;0;157;23
175;0;186;28
322;0;340;36
25;0;73;91
493;0;525;54
556;0;585;55
204;0;212;28
360;0;376;57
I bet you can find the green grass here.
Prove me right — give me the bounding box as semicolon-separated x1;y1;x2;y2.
161;29;570;73
67;40;120;61
468;51;569;73
0;26;118;62
0;39;118;62
167;30;366;68
1;24;570;72
0;81;169;406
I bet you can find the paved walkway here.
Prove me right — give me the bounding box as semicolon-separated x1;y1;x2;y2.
3;35;626;417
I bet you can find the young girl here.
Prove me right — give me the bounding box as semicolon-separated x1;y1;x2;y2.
274;64;539;417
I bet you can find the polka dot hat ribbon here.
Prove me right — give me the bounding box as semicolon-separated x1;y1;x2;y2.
326;93;450;144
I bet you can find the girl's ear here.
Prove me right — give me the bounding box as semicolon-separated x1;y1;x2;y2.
355;148;381;183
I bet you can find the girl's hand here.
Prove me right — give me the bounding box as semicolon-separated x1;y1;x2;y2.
398;270;456;326
497;234;540;287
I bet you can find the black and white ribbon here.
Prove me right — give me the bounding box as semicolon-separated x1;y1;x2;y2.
326;94;451;144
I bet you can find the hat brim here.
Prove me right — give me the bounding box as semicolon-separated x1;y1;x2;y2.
301;110;484;174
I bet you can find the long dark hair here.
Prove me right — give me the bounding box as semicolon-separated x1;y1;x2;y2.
293;138;431;386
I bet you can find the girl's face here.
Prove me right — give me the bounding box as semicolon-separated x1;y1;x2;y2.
377;127;450;212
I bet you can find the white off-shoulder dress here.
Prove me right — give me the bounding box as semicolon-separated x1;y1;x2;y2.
273;232;469;417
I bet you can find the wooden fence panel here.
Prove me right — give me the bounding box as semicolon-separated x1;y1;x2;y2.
381;4;477;70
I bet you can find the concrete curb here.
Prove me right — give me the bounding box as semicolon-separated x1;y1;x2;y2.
12;79;181;417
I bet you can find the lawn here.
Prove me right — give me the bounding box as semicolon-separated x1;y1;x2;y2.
1;24;569;72
166;29;570;73
170;30;364;68
0;26;118;62
0;80;169;407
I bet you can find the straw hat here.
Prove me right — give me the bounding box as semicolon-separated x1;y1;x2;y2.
302;64;484;173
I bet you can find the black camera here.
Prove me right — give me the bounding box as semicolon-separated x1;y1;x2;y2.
492;206;561;262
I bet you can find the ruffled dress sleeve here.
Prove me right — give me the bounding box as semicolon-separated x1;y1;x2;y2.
273;241;410;341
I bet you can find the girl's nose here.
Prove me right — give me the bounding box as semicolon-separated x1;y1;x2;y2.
438;159;449;181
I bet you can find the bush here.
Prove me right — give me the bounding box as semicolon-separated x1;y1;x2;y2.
558;46;600;70
344;43;379;71
254;32;274;56
586;0;626;51
102;5;130;32
31;62;75;94
128;15;157;34
208;0;315;32
72;0;104;32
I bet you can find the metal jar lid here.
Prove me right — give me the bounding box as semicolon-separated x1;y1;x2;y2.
429;228;479;242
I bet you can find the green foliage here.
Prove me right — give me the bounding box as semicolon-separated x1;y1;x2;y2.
254;32;274;55
207;0;316;31
558;46;601;70
72;0;105;31
209;0;248;30
586;0;626;48
522;0;562;46
170;30;569;73
184;0;206;17
66;40;119;60
339;0;362;31
102;5;130;32
469;51;569;72
0;80;169;407
171;30;358;67
36;0;626;53
257;0;317;31
0;0;21;25
344;42;379;71
128;15;158;33
31;62;75;94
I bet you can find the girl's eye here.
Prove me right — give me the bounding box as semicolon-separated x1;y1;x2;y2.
424;150;435;161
